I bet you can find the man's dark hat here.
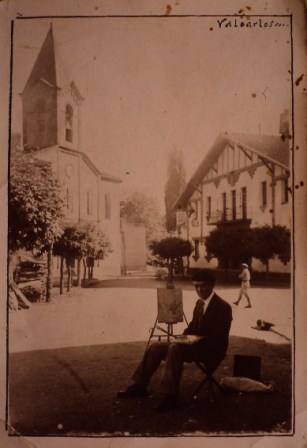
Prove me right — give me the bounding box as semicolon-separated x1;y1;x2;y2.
192;270;216;284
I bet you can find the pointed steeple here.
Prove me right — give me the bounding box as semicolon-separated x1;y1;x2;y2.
22;25;84;150
22;24;57;95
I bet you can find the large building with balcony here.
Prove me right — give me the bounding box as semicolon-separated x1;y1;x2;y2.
19;25;122;278
174;113;291;273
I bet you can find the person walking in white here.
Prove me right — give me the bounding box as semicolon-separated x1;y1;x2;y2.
233;263;252;308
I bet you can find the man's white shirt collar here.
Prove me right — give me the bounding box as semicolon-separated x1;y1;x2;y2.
201;290;215;314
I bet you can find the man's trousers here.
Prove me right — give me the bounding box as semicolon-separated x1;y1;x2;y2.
131;341;204;397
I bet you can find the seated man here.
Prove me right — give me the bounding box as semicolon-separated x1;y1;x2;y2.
117;270;232;412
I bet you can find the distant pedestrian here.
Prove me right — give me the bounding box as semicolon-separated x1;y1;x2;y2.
233;263;252;308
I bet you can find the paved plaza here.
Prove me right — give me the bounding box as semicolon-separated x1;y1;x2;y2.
9;275;292;353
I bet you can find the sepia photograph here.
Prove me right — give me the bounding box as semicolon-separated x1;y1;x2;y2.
1;0;307;446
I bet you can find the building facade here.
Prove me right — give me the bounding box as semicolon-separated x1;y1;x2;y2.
120;221;147;274
174;114;291;273
20;25;122;278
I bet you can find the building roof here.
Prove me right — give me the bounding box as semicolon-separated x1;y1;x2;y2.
22;25;84;101
174;132;290;209
43;145;122;184
225;132;290;168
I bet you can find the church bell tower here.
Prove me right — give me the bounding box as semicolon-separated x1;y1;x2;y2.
21;24;84;152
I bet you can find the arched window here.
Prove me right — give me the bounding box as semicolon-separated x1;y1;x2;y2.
87;191;93;216
65;104;73;142
105;194;111;219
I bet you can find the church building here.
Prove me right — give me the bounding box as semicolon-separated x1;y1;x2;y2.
20;25;122;278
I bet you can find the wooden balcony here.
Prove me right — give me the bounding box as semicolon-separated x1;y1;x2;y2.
206;207;252;225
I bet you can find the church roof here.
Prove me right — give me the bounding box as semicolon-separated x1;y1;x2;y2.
174;132;290;209
57;146;122;183
22;25;83;101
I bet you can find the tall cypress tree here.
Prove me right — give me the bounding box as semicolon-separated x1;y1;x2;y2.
164;148;186;232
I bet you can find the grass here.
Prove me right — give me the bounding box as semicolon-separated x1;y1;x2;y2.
8;335;292;437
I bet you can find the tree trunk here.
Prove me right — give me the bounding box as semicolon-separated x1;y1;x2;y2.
66;258;71;292
265;260;269;284
82;258;87;286
180;257;184;276
76;258;81;286
46;245;53;302
60;257;64;295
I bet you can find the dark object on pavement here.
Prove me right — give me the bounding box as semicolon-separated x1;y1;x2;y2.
233;354;261;381
255;319;275;331
252;319;291;342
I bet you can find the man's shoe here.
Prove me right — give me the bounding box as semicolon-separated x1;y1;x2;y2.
245;305;252;308
155;395;179;413
233;301;239;306
117;384;148;398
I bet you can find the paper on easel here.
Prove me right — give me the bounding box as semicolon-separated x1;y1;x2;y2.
157;288;183;324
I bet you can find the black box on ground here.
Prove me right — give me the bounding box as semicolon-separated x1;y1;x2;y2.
233;355;261;381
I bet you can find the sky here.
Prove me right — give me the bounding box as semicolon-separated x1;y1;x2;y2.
11;16;292;211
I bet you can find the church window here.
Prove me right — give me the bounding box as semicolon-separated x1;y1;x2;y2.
65;104;73;143
105;194;111;219
87;191;93;216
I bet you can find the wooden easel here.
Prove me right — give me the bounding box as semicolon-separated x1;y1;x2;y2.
145;288;189;353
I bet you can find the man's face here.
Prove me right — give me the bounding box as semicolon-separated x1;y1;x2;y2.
194;281;214;300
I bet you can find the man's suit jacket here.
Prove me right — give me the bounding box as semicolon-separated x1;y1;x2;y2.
183;293;232;360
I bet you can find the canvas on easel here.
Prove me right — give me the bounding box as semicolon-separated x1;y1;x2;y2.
144;287;185;348
157;288;183;324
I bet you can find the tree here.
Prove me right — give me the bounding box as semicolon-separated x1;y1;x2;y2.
9;147;64;300
53;224;82;294
164;148;186;232
149;237;193;288
81;223;112;282
252;225;291;278
53;222;112;293
120;190;165;242
205;224;291;281
205;226;254;273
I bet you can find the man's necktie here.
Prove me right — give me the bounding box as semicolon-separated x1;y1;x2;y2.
197;300;205;331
